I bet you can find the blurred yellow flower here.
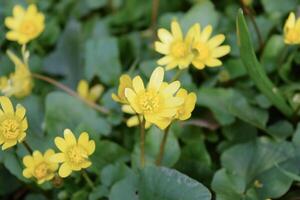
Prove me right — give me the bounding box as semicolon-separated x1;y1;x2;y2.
283;12;300;45
175;89;197;120
155;20;196;70
0;96;28;150
51;129;95;178
112;74;133;104
125;67;183;129
1;50;33;98
23;149;58;184
0;77;8;90
192;24;230;69
122;105;152;128
77;80;104;103
5;4;45;44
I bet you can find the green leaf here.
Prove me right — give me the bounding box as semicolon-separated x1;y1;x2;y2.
90;140;130;173
43;20;83;87
261;0;297;16
180;1;219;32
212;138;297;200
100;163;133;188
84;37;121;85
138;166;211;200
236;10;293;117
45;92;111;138
198;88;268;129
267;120;294;140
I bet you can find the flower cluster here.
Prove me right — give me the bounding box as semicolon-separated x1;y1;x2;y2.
77;80;104;103
113;67;197;130
155;20;231;70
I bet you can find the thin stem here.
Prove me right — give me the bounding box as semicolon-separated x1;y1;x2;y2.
155;126;170;166
138;116;146;168
23;141;33;154
240;1;264;50
31;73;110;114
151;0;160;38
82;171;95;189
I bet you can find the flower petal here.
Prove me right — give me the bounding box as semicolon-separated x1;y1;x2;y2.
132;76;145;93
59;163;72;178
148;67;164;91
64;129;76;145
171;20;183;40
16;104;26;119
0;96;14;114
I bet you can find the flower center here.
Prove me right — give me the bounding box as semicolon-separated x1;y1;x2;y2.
170;41;189;58
138;91;161;114
67;145;88;164
193;42;211;61
34;162;49;179
0;119;20;140
20;20;37;36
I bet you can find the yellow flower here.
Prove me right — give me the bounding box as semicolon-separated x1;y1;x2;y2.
5;4;45;44
122;105;152;128
23;149;58;184
77;80;104;103
51;129;96;178
283;12;300;45
112;74;133;104
155;20;196;70
191;24;230;69
175;89;197;120
1;50;33;98
125;67;183;129
0;77;8;90
0;96;28;150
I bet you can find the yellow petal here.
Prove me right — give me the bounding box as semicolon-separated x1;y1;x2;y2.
89;84;104;101
59;163;72;178
125;88;141;113
200;25;213;42
2;141;17;150
21;119;28;131
212;45;231;58
23;155;34;167
192;60;205;70
44;149;55;158
285;12;296;29
23;168;32;178
155;42;169;54
0;96;14;114
18;132;26;142
206;58;222;67
87;141;96;155
157;56;172;66
148;67;164;91
64;129;76;145
126;116;140;127
157;28;174;44
185;23;199;44
33;151;43;162
54;137;67;152
15;104;26;119
122;105;135;114
81;161;92;169
132;76;145;93
50;153;65;163
78;132;89;148
13;5;25;18
171;20;183;40
162;81;180;96
208;34;225;48
77;80;89;99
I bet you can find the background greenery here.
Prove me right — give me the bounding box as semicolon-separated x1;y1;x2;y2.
1;0;300;199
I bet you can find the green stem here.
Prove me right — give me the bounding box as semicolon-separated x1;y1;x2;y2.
22;141;33;154
82;171;95;189
155;126;170;166
151;0;160;38
139;117;146;168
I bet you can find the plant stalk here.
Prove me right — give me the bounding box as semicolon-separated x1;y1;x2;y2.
155;126;170;166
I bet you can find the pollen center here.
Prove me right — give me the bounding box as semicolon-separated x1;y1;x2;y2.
20;20;37;36
138;91;160;114
67;145;87;164
170;41;188;58
34;162;48;179
0;119;20;139
193;42;211;61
